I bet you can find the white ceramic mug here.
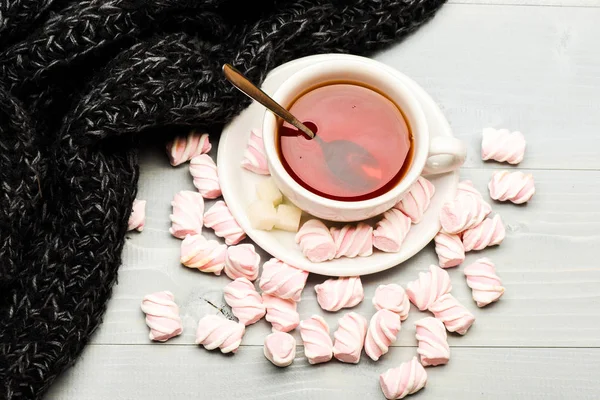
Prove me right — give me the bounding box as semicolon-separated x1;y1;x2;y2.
262;57;466;222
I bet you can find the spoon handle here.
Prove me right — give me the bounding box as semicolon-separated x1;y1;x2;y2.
223;64;315;139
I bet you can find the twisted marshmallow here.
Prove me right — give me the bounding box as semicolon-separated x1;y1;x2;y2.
224;243;260;281
428;293;475;335
405;265;452;311
415;317;450;367
169;190;204;239
434;231;465;269
190;154;222;199
364;309;401;361
262;293;299;333
299;315;333;364
204;200;246;245
223;277;266;325
481;127;526;164
127;199;146;232
488;170;535;204
259;258;308;301
241;128;270;175
166;131;211;166
373;284;410;321
332;312;368;364
295;219;336;263
264;332;296;367
180;234;227;275
462;214;505;252
379;357;427;400
314;276;364;312
440;191;490;234
464;258;505;307
373;208;412;253
330;222;373;259
394;176;435;223
195;315;245;353
140;291;183;342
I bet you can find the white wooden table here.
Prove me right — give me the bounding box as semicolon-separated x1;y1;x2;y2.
48;1;600;399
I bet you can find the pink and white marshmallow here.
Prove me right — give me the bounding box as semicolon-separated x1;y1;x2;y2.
365;309;401;361
223;277;266;325
428;293;475;335
264;332;296;367
434;231;465;269
224;243;260;281
372;284;410;321
332;312;368;364
169;190;204;239
140;291;183;342
393;176;435;224
189;154;222;199
299;315;333;364
259;258;308;302
415;317;450;367
195;315;245;353
180;234;226;275
481;127;526;165
295;219;336;263
204;200;246;245
330;222;373;259
166;131;211;166
128;199;146;232
405;265;452;311
380;357;427;400
488;170;535;204
262;293;299;333
462;214;505;252
440;191;491;234
373;208;411;253
241;128;270;175
464;258;505;307
314;276;364;312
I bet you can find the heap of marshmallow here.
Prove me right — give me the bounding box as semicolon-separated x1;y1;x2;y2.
133;127;533;399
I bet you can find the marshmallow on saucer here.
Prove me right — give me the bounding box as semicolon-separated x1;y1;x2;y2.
415;317;450;367
314;276;364;312
262;293;300;333
264;332;296;367
379;357;427;400
195;315;245;354
373;208;411;253
405;265;452;311
295;219;336;263
140;291;183;342
440;192;490;235
434;231;465;269
372;284;410;321
223;277;266;325
224;243;260;281
241;128;270;175
462;214;505;252
169;190;204;239
365;309;401;361
332;312;368;364
259;258;308;302
166;131;211;166
180;234;227;275
190;154;222;199
464;258;505;307
481;127;526;165
204;200;246;245
488;170;535;204
330;222;373;259
393;176;435;224
428;293;475;335
128;199;146;232
299;315;333;364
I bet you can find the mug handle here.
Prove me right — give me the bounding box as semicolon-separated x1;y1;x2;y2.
422;136;467;175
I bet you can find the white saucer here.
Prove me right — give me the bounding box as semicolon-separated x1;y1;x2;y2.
218;54;458;277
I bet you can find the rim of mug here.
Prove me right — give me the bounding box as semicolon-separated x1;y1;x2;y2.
262;58;429;211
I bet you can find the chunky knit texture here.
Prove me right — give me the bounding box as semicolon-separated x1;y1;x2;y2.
0;0;445;398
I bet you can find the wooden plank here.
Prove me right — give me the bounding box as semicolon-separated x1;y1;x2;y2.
374;4;600;170
90;146;600;347
47;346;600;399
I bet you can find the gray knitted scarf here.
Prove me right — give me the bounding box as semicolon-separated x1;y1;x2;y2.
0;0;445;398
